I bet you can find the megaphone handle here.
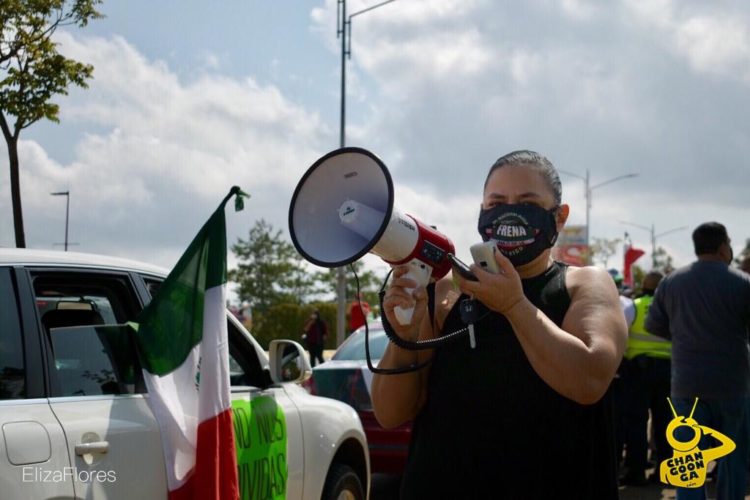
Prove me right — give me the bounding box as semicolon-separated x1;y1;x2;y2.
394;259;433;325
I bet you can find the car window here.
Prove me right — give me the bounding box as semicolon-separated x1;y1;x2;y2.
32;271;144;397
0;269;25;399
33;272;140;326
333;327;389;361
228;319;271;388
142;277;162;299
50;325;143;397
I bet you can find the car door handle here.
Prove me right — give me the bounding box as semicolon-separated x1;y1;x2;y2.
75;441;109;455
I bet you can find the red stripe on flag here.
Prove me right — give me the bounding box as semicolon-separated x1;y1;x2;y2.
168;408;239;500
623;246;646;286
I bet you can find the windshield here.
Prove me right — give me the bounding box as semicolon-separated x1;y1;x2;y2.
333;327;389;361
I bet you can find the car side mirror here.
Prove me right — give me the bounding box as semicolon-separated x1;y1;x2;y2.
268;340;312;385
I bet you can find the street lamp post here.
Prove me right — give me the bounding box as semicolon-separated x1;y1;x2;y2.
50;191;70;251
558;168;638;262
334;0;396;346
338;0;396;148
619;221;687;268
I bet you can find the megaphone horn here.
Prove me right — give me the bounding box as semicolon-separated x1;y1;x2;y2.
289;147;455;325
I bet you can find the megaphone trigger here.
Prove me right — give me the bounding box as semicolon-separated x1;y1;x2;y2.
393;259;433;325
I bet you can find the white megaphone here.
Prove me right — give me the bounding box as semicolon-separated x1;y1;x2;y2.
288;147;455;325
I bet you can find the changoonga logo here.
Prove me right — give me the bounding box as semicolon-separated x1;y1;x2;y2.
659;398;736;488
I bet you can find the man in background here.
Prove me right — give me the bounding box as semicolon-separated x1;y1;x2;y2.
647;222;750;500
620;271;671;486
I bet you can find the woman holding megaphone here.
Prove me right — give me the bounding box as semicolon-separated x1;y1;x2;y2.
372;150;628;499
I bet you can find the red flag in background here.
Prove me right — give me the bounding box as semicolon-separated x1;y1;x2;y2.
623;246;645;287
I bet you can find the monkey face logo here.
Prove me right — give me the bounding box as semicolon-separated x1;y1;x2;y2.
660;398;736;488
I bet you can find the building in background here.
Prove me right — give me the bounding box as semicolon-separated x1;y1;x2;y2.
553;225;589;267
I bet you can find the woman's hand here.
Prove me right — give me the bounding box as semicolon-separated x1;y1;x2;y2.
456;248;526;315
382;264;428;341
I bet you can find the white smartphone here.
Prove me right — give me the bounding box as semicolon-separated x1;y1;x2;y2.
470;241;501;274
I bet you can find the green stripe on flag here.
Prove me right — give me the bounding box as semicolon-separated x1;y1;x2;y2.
135;187;245;376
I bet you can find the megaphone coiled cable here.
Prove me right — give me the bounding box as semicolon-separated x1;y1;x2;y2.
354;266;484;375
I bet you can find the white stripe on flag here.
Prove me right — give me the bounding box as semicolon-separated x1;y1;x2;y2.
198;285;232;420
142;285;231;492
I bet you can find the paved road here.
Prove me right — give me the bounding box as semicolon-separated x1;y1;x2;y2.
369;474;750;500
370;474;400;500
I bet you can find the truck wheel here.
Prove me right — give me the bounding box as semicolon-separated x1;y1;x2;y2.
322;463;365;500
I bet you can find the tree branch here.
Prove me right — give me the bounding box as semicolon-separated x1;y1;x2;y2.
0;112;13;143
20;116;42;131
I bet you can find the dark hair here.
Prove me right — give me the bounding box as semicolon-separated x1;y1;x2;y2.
484;150;562;205
642;271;663;293
692;222;728;255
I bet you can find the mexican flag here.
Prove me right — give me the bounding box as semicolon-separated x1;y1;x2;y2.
135;187;247;500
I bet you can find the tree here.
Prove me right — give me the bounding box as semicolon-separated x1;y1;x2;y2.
630;264;645;295
0;0;102;247
589;237;622;268
314;260;383;314
734;238;750;266
652;246;675;275
229;219;318;315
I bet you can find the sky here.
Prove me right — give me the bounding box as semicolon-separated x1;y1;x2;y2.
1;0;749;285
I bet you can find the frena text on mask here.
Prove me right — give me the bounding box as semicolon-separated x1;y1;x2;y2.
477;204;559;266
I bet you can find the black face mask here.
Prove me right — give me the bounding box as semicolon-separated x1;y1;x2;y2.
477;204;559;266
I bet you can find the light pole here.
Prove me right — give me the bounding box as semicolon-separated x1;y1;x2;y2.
334;0;396;346
338;0;396;148
558;169;638;262
50;191;70;251
619;221;687;268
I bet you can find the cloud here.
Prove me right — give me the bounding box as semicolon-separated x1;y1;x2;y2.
2;1;748;281
0;32;332;267
675;16;750;80
623;0;750;82
310;0;749;183
308;0;750;270
197;51;224;71
559;0;602;21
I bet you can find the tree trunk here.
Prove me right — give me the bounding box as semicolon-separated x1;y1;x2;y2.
8;138;25;248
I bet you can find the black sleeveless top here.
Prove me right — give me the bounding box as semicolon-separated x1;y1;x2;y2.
400;261;618;499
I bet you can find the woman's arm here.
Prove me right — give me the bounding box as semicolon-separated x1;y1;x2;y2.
371;270;454;428
458;252;627;405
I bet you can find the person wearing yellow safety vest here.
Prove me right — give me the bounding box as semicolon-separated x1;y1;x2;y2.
619;271;671;486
